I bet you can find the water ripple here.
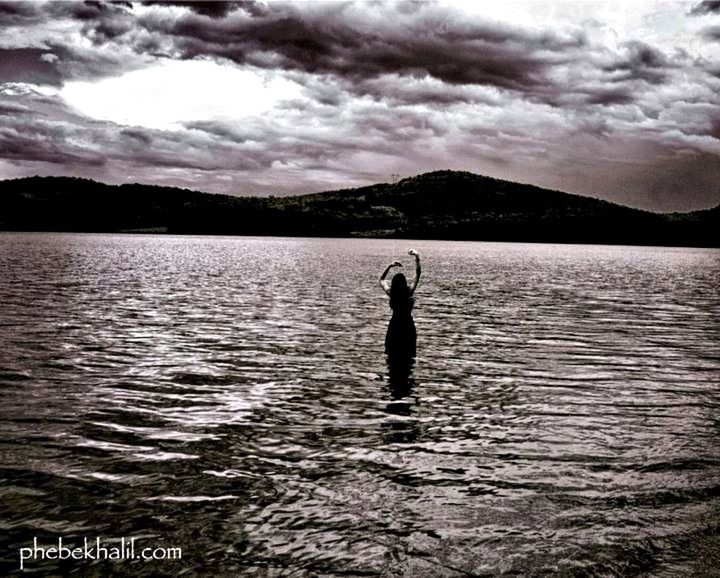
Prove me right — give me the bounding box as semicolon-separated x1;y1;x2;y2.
0;233;718;575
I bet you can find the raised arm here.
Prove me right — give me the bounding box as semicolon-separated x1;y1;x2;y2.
379;261;402;295
408;249;421;293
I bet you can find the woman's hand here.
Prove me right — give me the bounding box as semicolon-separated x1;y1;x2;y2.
408;249;419;258
392;261;403;267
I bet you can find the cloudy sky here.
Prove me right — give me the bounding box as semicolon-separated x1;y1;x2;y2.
1;0;719;211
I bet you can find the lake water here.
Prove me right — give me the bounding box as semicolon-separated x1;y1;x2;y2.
0;233;719;576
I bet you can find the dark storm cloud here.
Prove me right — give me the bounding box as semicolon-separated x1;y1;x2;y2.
601;41;672;85
702;26;720;41
86;1;586;100
46;1;140;48
689;0;720;42
0;134;106;166
690;1;720;15
0;1;148;83
0;103;29;115
706;117;720;139
143;1;246;18
0;0;128;26
54;0;683;112
0;120;107;167
582;89;635;107
50;42;147;82
0;88;105;166
0;48;63;86
55;0;121;20
0;1;42;24
0;44;149;85
0;0;676;106
119;127;153;146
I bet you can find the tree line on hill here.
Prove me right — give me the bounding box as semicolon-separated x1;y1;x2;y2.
0;171;717;247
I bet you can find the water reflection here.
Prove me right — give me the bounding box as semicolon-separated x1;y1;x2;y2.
385;356;417;416
381;359;422;450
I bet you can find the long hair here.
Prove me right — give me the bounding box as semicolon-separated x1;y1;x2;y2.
389;273;412;310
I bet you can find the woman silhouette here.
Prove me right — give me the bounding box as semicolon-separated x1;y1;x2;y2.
379;250;421;359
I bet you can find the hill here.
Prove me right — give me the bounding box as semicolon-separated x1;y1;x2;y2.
0;171;717;247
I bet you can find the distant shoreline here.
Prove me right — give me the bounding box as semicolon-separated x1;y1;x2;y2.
1;171;717;248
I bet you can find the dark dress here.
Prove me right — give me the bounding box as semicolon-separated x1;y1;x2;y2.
385;293;416;358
